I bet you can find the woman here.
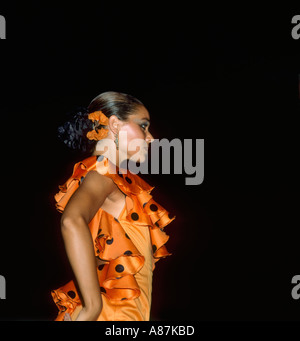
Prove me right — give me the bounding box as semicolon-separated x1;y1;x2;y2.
51;91;175;321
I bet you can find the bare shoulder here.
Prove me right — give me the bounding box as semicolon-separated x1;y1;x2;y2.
81;170;115;195
62;170;116;223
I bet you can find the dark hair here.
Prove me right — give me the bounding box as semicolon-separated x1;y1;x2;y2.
57;91;144;155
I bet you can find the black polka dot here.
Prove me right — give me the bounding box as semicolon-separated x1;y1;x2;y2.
106;238;114;245
125;233;130;239
155;222;160;227
98;264;105;271
121;297;127;301
100;286;106;293
124;250;132;256
150;204;158;212
152;245;157;253
67;290;76;299
115;264;124;273
125;177;132;184
80;176;84;183
143;202;147;208
131;212;139;221
98;234;104;238
97;228;102;235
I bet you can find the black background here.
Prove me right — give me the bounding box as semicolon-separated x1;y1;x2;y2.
0;3;300;322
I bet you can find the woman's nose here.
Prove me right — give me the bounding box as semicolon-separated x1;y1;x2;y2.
146;131;154;144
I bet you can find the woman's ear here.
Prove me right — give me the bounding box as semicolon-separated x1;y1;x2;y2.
108;115;121;135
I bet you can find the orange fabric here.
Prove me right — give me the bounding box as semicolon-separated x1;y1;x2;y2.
51;155;175;321
87;111;109;125
86;111;109;140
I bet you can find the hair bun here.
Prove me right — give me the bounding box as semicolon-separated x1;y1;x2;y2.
57;91;144;155
57;106;96;153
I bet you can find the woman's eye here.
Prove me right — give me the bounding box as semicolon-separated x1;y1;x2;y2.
141;124;147;130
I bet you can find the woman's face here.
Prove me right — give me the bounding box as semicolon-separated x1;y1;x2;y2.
118;105;154;163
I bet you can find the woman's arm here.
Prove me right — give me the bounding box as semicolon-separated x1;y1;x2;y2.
60;170;114;321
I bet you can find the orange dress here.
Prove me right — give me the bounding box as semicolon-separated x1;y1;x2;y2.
51;155;175;321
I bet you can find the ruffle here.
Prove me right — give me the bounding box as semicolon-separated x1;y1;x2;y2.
94;211;145;302
51;280;81;321
52;155;175;319
54;156;98;212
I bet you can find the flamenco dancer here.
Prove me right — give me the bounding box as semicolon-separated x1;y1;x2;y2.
51;91;175;321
